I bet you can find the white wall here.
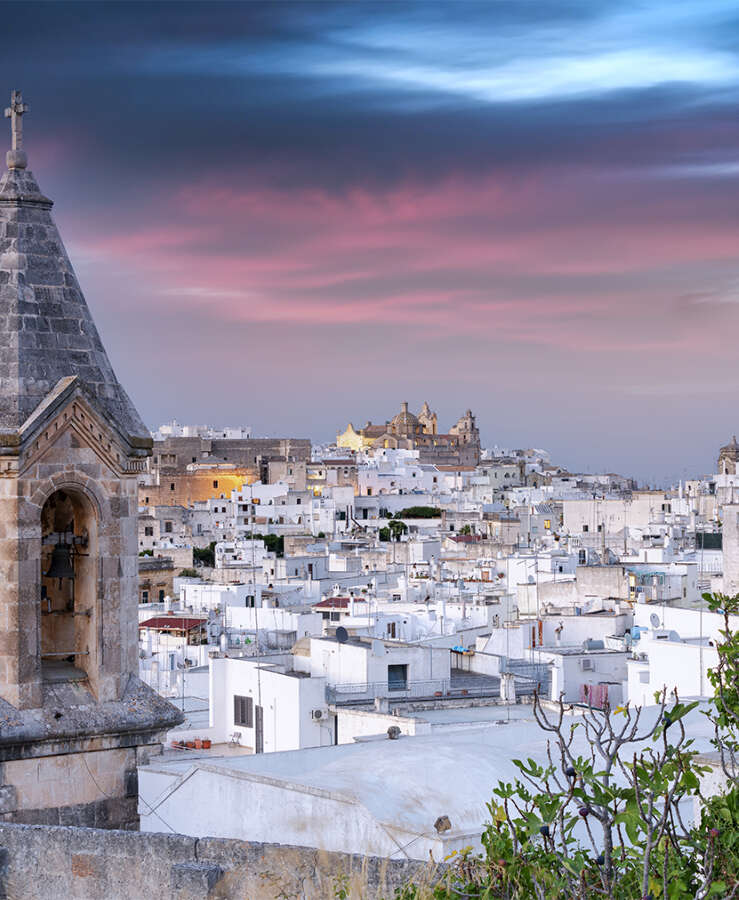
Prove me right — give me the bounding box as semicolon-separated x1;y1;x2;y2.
336;708;431;744
209;655;331;752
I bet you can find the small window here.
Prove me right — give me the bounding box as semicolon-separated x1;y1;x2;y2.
142;590;149;603
234;695;253;727
158;589;165;601
192;457;196;463
213;480;219;489
164;521;173;533
145;496;149;505
388;664;408;691
583;525;589;533
144;526;154;537
170;483;175;491
330;611;340;621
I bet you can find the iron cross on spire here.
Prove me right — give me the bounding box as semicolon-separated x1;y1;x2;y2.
4;90;29;151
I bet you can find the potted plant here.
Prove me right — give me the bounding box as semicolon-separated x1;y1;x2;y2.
194;737;203;750
185;740;195;749
202;738;212;750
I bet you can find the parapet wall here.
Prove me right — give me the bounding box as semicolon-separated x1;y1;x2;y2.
0;823;439;899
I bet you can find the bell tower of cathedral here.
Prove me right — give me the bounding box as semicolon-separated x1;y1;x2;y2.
0;92;181;827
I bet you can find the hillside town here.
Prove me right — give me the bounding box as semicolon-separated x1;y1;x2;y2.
3;1;739;891
133;409;739;856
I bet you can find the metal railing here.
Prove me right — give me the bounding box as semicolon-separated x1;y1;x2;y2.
326;677;502;703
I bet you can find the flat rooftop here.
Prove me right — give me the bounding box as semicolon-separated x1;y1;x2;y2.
141;702;715;839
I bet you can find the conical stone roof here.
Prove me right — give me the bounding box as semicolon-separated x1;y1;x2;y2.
0;153;149;445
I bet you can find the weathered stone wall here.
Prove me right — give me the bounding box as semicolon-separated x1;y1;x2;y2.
0;823;440;899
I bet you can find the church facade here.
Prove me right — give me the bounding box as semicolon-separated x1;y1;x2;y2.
338;401;481;465
0;93;181;827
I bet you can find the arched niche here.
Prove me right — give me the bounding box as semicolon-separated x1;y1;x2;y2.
40;488;99;686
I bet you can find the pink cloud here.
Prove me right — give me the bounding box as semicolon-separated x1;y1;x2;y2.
66;165;739;359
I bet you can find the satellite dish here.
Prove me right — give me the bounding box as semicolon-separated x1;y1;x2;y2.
336;626;349;643
650;613;661;629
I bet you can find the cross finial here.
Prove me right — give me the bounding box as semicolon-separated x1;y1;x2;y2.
4;90;29;169
5;90;28;151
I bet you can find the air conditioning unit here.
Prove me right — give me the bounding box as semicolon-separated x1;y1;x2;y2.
311;709;325;721
581;658;594;671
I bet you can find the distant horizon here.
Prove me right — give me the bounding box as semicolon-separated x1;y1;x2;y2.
2;1;738;484
145;411;722;489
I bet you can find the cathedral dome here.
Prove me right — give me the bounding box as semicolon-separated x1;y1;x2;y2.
390;402;418;430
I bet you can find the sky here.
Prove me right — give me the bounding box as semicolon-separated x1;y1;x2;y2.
2;1;739;484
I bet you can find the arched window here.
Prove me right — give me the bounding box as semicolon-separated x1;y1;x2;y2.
40;489;98;684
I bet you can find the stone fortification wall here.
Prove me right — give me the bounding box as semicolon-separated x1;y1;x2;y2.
0;823;439;899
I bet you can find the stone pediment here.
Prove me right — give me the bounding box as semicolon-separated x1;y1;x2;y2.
11;376;148;478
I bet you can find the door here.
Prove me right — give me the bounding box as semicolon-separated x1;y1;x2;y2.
255;704;264;754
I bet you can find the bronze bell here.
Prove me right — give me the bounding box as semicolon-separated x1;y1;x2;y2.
45;543;75;580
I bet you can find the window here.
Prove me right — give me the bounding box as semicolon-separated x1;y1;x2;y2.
192;457;196;463
144;526;153;536
213;480;219;489
296;498;301;505
158;589;165;601
145;496;149;505
330;611;340;621
583;524;589;533
234;695;253;727
388;664;408;691
142;590;149;603
170;483;175;491
164;521;173;533
544;519;551;530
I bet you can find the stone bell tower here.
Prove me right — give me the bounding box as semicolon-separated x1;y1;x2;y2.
0;92;182;827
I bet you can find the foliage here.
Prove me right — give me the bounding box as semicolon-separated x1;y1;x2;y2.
138;549;153;557
394;506;442;519
398;593;739;899
258;533;284;557
317;531;326;538
178;568;198;578
379;520;408;542
703;591;739;790
193;541;216;567
459;525;473;535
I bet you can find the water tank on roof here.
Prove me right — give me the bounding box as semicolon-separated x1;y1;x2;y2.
582;639;605;651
